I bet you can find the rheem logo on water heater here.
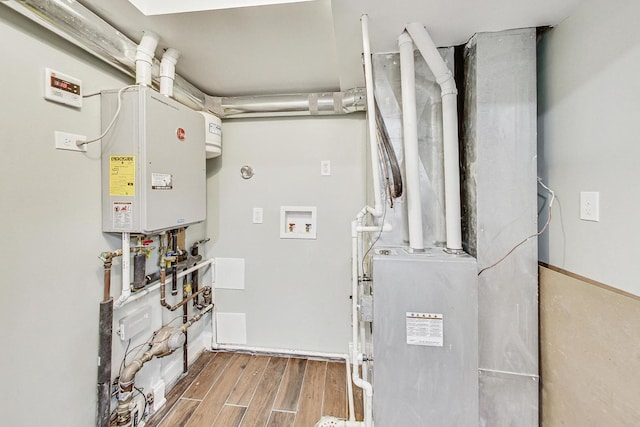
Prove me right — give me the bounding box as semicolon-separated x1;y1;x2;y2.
176;127;186;141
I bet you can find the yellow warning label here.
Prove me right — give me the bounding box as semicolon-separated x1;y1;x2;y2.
110;155;136;196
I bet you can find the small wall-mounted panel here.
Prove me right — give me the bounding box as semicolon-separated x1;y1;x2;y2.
280;206;317;239
118;305;151;341
214;257;245;290
216;312;247;344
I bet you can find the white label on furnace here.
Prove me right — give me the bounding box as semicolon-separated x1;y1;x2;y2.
151;173;173;190
113;201;133;229
406;312;443;347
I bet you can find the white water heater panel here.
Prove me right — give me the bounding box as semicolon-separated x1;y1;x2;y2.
101;86;206;233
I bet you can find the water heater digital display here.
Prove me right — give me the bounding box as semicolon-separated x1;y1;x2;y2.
44;68;82;108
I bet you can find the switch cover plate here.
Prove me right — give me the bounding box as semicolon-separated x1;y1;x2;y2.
252;207;263;224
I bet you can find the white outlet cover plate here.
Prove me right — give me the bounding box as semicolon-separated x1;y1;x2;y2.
580;191;600;221
321;160;331;176
55;131;86;152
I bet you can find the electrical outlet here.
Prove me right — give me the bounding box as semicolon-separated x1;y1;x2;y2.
55;131;86;152
321;160;331;176
580;191;600;221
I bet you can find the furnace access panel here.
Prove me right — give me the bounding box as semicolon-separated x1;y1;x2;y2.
101;86;206;233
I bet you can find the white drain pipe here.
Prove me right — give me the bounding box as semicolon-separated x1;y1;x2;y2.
115;232;131;307
361;14;383;218
160;48;181;97
135;30;159;87
351;219;374;427
406;23;463;252
398;32;425;252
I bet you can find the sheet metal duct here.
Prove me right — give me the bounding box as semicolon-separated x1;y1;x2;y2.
461;28;539;426
209;88;366;118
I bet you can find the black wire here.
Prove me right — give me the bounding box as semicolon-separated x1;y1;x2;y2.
117;339;133;388
375;102;403;199
360;185;389;276
133;386;148;421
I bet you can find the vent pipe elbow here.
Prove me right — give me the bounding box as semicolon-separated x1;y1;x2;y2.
405;22;463;252
135;31;159;86
160;48;181;97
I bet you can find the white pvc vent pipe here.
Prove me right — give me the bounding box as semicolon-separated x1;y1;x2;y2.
135;31;159;87
160;48;181;97
406;23;463;252
4;0;367;118
398;32;425;252
115;232;131;307
361;14;383;218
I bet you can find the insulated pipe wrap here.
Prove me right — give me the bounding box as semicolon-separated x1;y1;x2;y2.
97;299;113;427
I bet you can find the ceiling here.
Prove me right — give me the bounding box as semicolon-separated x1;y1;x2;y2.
78;0;583;97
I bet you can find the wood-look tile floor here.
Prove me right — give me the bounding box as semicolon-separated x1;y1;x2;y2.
146;351;363;427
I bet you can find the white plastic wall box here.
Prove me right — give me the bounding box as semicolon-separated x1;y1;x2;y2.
101;86;206;233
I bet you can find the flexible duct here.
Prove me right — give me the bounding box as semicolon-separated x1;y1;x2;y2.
209;88;365;118
160;48;180;97
398;32;425;252
406;23;463;252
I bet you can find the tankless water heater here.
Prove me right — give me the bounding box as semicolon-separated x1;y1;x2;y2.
101;86;206;233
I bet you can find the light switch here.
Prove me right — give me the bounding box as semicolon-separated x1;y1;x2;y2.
252;207;263;224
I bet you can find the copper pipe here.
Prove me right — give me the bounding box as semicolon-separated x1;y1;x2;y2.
100;249;122;302
161;286;209;311
103;262;112;302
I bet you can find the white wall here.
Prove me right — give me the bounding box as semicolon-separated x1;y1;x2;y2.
206;116;366;354
537;0;640;295
0;7;211;426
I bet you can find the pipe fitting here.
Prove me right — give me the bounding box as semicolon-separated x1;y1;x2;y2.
135;30;159;86
160;48;181;97
398;31;413;47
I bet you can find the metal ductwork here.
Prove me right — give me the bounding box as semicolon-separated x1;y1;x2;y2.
208;88;366;118
1;0;365;118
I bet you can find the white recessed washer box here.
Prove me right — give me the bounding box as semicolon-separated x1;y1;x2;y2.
280;206;317;239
